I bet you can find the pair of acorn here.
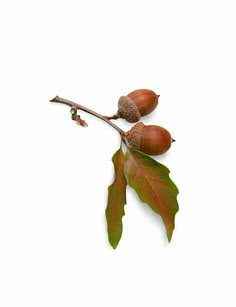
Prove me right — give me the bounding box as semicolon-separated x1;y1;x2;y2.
115;89;174;155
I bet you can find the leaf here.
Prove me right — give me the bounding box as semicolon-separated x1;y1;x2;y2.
124;148;179;242
76;115;88;127
106;148;127;249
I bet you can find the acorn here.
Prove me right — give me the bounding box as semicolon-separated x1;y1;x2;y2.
126;122;174;155
117;89;159;123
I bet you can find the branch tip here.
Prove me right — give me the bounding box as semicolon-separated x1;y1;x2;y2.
50;96;59;102
50;95;125;135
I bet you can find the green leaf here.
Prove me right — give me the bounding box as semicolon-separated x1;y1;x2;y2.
124;148;179;242
106;148;127;249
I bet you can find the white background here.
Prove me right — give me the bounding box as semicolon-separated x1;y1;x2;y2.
0;0;235;306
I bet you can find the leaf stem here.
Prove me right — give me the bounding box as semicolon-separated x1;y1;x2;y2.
50;96;125;137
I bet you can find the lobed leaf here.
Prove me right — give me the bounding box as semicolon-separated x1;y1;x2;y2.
124;148;179;241
106;148;127;249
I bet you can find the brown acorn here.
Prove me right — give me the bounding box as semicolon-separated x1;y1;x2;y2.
117;89;159;123
126;122;174;155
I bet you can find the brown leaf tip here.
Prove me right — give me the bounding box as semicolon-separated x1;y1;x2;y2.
76;116;88;127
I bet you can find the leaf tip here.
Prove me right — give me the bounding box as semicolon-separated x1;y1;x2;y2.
167;228;174;243
109;240;119;249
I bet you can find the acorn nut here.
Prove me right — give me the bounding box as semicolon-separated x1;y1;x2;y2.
117;89;159;123
126;122;174;155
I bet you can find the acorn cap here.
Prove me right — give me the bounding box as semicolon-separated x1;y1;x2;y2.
117;96;141;123
126;122;144;150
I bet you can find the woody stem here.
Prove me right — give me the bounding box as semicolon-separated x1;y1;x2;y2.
50;96;126;137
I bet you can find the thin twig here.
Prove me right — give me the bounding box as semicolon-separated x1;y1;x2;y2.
104;114;120;120
50;96;126;138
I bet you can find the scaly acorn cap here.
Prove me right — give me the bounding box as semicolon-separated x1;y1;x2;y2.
117;96;141;123
126;122;144;150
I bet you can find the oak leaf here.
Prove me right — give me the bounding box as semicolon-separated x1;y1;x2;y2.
106;148;127;248
124;148;179;241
